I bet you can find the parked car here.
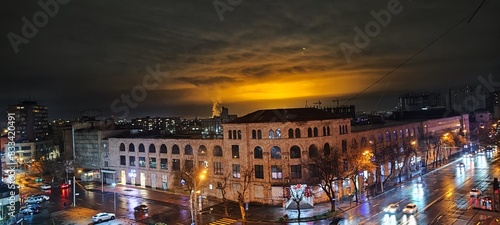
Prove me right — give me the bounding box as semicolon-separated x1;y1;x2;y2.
41;184;51;190
32;194;50;201
458;162;465;168
470;189;482;198
20;206;40;215
403;203;418;214
384;203;400;214
134;204;149;213
91;212;115;223
25;196;43;204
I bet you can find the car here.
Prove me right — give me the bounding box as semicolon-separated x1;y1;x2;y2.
41;184;51;190
481;196;492;204
134;204;149;212
384;203;400;214
20;206;40;215
60;183;69;189
470;189;482;198
32;194;50;201
91;212;116;223
25;196;43;204
403;203;418;214
458;162;465;168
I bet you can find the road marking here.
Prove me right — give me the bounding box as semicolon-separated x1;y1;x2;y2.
209;218;237;225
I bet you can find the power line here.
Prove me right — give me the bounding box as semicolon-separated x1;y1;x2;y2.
347;1;490;104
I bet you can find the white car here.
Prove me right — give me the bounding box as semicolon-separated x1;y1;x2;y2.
91;212;116;223
33;194;50;201
384;203;400;214
470;189;482;197
25;196;43;204
41;184;51;190
403;203;418;214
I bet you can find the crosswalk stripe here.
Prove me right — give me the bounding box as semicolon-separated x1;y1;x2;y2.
209;218;237;225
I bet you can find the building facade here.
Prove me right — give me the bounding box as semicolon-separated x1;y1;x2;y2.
105;108;469;206
7;100;49;143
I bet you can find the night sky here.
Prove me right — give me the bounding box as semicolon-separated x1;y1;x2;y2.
1;0;499;120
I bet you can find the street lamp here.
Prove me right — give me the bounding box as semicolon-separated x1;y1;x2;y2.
112;182;116;213
186;169;207;225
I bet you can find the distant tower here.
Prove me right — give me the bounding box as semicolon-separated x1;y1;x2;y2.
7;100;49;142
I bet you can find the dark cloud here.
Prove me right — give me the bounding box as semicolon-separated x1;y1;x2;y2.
1;0;499;119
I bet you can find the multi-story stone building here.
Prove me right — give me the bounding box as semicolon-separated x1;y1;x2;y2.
105;108;469;206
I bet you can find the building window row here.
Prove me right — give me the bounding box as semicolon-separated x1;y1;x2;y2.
340;125;348;135
119;143;221;157
119;155;169;171
228;130;242;139
251;130;263;139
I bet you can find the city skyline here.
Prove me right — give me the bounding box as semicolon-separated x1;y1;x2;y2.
2;1;499;120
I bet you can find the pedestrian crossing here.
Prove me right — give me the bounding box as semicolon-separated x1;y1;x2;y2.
209;218;237;225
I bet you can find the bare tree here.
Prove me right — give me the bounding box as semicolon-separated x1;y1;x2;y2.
237;167;253;220
304;147;343;212
216;172;231;216
398;140;418;183
373;144;399;187
345;145;376;204
289;185;305;220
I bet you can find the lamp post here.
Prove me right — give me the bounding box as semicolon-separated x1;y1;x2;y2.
186;169;207;225
112;182;116;213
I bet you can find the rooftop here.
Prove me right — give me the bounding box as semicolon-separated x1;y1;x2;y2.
226;108;347;124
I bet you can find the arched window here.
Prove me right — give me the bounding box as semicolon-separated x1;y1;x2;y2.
275;129;281;139
313;127;318;137
411;128;415;136
184;145;193;155
119;143;125;151
257;130;262;139
351;138;358;149
290;145;301;158
399;130;403;138
129;143;135;152
393;131;397;141
323;143;330;156
378;133;383;143
308;128;313;137
385;132;391;142
138;144;145;152
288;128;294;138
327;126;330;135
254;146;263;159
228;130;232;139
269;129;275;139
295;128;301;138
213;146;223;157
233;130;237;139
252;130;256;139
360;137;367;147
405;128;409;137
160;144;167;153
309;144;318;158
198;145;207;156
271;146;282;159
370;135;376;145
323;127;327;136
237;130;242;139
148;144;156;153
172;145;180;154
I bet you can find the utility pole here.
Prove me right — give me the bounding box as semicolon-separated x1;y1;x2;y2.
73;176;76;207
